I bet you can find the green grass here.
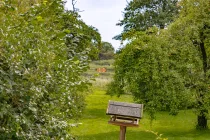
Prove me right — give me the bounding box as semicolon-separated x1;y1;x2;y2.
71;89;210;140
75;60;210;139
86;59;115;89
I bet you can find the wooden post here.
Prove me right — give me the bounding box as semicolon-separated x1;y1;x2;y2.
119;126;126;140
106;101;143;140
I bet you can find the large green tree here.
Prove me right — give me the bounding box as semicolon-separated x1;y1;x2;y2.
114;0;179;40
0;0;100;139
108;29;197;119
108;0;210;129
167;0;210;129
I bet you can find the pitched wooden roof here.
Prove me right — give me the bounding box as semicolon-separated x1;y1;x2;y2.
106;101;143;118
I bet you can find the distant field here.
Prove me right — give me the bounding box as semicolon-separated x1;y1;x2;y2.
85;59;114;88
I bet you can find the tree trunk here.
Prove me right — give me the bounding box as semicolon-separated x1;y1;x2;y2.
197;41;208;129
197;109;208;129
160;24;165;29
200;42;207;73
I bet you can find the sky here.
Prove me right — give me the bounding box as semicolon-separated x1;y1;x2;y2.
65;0;129;50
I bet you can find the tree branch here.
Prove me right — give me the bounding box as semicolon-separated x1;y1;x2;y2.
72;0;77;12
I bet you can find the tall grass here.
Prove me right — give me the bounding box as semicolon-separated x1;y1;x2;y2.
92;77;112;89
86;59;114;89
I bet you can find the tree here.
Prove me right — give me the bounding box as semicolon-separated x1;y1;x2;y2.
0;0;100;139
166;0;210;129
101;42;115;53
64;11;101;60
114;0;179;40
99;42;115;60
66;1;101;61
108;29;196;119
108;0;210;129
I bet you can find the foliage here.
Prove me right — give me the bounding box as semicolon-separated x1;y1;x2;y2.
0;0;100;139
114;0;179;40
100;42;114;53
166;0;210;129
108;0;210;129
99;42;115;60
108;30;198;118
65;14;101;60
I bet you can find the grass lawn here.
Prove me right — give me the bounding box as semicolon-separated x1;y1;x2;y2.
72;60;210;140
71;89;210;140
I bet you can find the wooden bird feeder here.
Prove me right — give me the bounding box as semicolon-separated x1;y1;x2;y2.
106;101;143;140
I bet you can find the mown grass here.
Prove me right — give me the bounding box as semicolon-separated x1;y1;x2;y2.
71;89;210;140
72;60;210;140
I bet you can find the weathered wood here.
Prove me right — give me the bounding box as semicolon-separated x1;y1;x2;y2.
112;116;136;121
106;101;143;118
110;115;139;124
107;101;143;140
119;126;126;140
109;101;142;108
108;120;139;127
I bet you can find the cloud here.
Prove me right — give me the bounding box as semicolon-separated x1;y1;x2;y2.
65;0;128;50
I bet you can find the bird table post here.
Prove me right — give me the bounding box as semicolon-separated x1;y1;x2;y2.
120;126;126;140
106;101;143;140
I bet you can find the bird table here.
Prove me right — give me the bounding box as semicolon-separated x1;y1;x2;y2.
106;101;143;140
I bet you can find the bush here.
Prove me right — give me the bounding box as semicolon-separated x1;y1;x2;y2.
0;0;95;139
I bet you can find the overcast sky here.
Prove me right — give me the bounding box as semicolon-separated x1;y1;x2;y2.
65;0;129;50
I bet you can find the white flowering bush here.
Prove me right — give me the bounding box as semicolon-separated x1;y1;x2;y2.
0;0;100;139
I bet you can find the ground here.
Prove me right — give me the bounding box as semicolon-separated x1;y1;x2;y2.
71;60;210;140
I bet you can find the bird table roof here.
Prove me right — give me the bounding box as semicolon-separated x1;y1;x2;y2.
106;101;143;119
